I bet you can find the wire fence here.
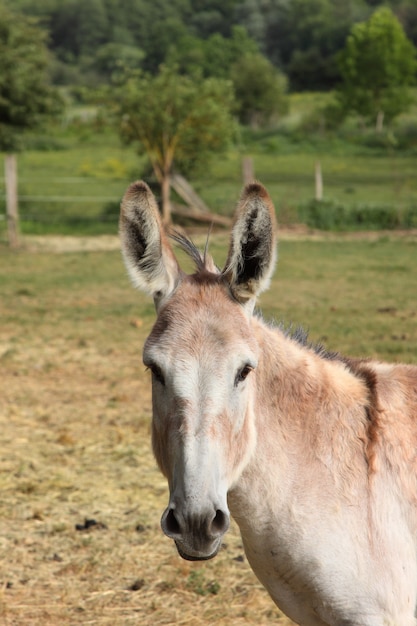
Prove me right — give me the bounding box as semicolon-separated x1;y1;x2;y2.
2;167;417;244
0;176;128;241
0;178;234;242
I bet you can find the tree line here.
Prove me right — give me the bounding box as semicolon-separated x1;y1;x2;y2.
8;0;417;91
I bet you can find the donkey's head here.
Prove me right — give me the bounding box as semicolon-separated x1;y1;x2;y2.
120;181;276;560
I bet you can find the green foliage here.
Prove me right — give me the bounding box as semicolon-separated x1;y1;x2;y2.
108;65;236;179
170;27;287;130
352;127;399;150
394;116;417;149
0;4;63;152
231;52;288;127
91;43;145;82
170;26;259;80
188;0;239;38
280;0;341;89
337;7;417;125
299;198;417;230
237;0;372;91
7;0;417;94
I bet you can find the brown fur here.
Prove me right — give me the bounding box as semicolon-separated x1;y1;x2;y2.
120;180;417;626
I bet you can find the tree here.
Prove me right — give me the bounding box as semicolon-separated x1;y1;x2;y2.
92;43;145;82
230;52;288;127
170;26;259;80
236;0;370;91
110;65;236;223
188;0;239;38
169;27;288;128
47;0;108;61
10;0;417;93
0;4;63;247
337;7;417;129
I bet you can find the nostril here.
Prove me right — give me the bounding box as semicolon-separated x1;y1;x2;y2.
211;509;229;536
163;508;181;536
162;505;229;541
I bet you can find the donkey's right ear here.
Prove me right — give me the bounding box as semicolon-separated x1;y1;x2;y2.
120;181;180;309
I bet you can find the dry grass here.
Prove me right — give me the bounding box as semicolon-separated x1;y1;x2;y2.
1;232;416;625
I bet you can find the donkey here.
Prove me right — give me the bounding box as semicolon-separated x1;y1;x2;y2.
120;180;417;626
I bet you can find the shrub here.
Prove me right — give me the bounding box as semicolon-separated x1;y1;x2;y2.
393;119;417;150
298;199;417;230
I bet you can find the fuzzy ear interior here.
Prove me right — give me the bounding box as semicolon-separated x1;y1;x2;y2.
119;181;180;308
222;182;277;310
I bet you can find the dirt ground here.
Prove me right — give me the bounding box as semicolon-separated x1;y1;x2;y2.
23;226;417;254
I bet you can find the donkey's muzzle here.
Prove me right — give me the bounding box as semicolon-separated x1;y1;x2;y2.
161;505;230;560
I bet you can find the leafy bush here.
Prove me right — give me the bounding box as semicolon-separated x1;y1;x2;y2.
356;129;398;150
100;200;120;222
393;118;417;150
24;134;69;151
298;199;417;230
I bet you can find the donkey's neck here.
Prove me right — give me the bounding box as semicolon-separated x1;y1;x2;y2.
254;318;371;434
229;318;371;525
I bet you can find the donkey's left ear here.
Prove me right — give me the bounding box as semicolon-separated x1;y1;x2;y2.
222;182;277;311
120;181;180;309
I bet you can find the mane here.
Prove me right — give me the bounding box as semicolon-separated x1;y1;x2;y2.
170;230;220;274
276;321;341;362
276;322;379;416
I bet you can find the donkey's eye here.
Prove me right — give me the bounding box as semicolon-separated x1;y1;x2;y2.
234;364;253;387
148;364;165;386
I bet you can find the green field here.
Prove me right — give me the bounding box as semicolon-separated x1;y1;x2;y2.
4;147;416;236
2;93;417;238
0;234;416;624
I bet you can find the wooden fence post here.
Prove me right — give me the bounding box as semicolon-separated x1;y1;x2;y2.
315;160;323;201
5;154;20;248
242;156;254;185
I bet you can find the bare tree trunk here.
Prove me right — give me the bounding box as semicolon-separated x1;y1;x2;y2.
5;154;20;248
242;156;254;185
376;111;384;133
161;173;172;225
315;160;323;201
